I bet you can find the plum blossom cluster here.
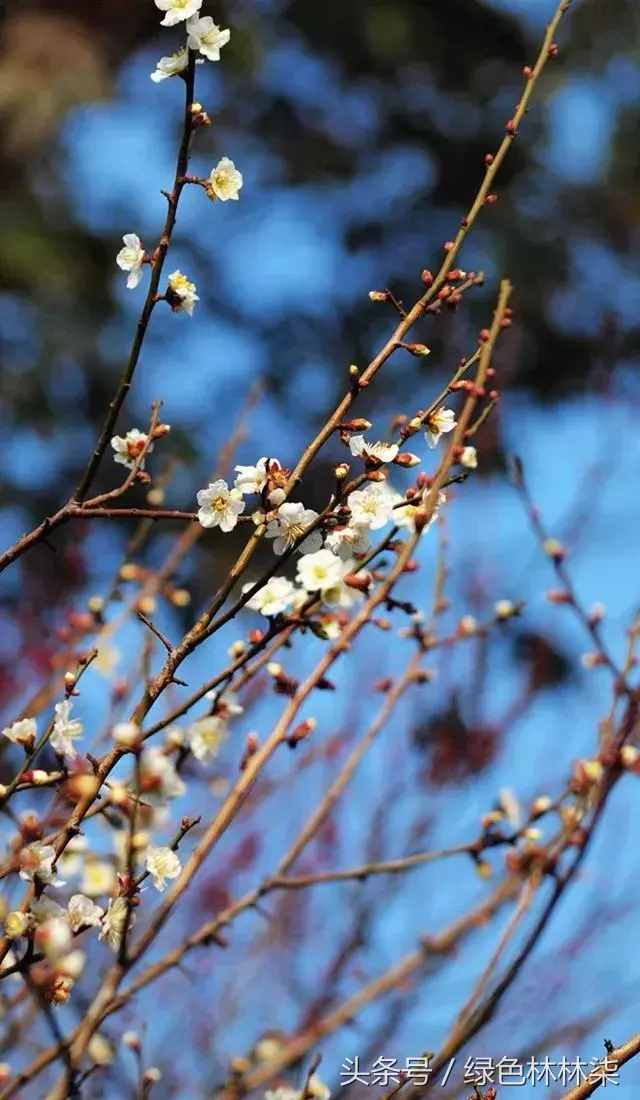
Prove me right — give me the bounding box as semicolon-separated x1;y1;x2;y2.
192;440;451;622
116;0;242;308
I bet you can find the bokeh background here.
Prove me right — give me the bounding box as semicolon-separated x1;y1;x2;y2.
1;0;640;1096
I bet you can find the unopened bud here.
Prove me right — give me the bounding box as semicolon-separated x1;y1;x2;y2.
543;537;566;561
112;722;141;748
393;452;421;467
287;718;316;748
344;571;372;593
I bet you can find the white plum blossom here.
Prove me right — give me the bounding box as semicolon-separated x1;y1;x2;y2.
1;717;36;749
80;860;116;898
266;502;322;555
68;894;104;933
297;549;345;594
111;428;153;470
393;489;446;531
234;457;280;496
347;483;396;530
207;157;243;202
116;234;145;289
18;842;62;886
154;0;202;27
348;435;399;464
5;911;30;939
242;575;296;617
30;897;66;924
197;479;245;531
145;846;181;892
325;524;370;561
206;690;243;718
186;15;230;61
140;747;186;802
151;47;196;82
34;917;72;961
425;407;457;448
100;897;133;952
167;270;199;315
460;445;478;469
188;716;228;762
50;699;83;760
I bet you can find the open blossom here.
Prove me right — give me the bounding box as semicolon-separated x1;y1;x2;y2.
348;434;399;464
325;524;370;560
167;270;199;315
34;917;72;961
207;157;243;202
18;842;62;885
243;575;296;617
151;46;194;82
188;716;228;761
50;699;83;760
80;860;116;898
100;897;133;952
5;911;30;939
146;846;181;892
111;428;153;470
116;233;145;289
234;457;280;496
266;502;322;555
347;483;396;530
2;716;36;749
393;489;445;531
68;894;104;933
140;747;186;802
425;407;457;448
154;0;202;27
297;549;345;594
197;479;245;531
186;15;230;61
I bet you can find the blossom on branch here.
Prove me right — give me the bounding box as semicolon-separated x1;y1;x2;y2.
150;47;193;82
18;842;63;886
111;428;153;470
68;894;104;933
243;575;296;617
146;846;181;892
155;0;202;27
197;479;245;531
100;897;133;952
188;716;228;761
266;502;322;555
1;716;36;750
207;157;243;202
425;407;457;448
460;445;478;469
348;434;399;464
116;234;146;289
50;699;83;760
186;15;231;61
297;548;345;594
234;457;281;496
140;748;186;803
325;524;371;560
167;270;199;315
347;482;397;530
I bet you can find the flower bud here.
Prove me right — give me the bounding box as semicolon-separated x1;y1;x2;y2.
393;452;421;467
